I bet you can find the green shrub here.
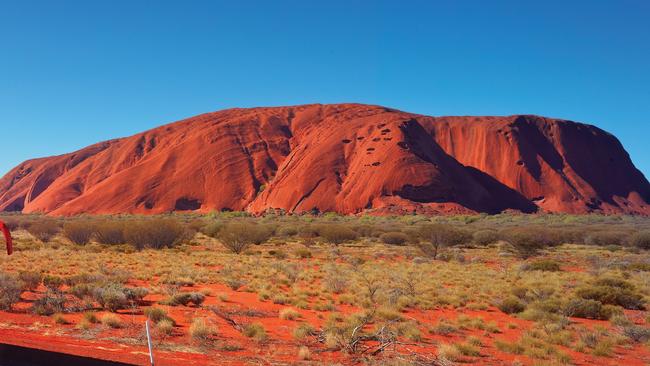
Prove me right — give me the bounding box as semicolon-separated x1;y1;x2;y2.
123;219;187;249
503;227;555;258
552;228;587;244
294;248;312;258
318;224;358;244
563;298;619;320
186;219;207;234
352;224;378;238
1;218;20;231
92;283;148;311
297;225;319;239
526;298;562;315
223;277;246;291
215;222;272;254
496;296;526;314
0;272;23;310
403;228;421;244
584;231;628;246
18;271;42;291
576;287;645;310
249;224;275;244
623;325;650;343
278;225;299;237
201;221;224;238
575;278;645;310
43;275;63;290
525;259;561;271
62;222;95;245
93;221;125;244
380;232;408;245
472;229;499;245
70;283;97;299
93;284;128;311
430;321;458;335
166;292;205;307
629;231;650;250
626;262;650;271
417;224;470;259
27;221;60;242
268;249;287;259
593;277;634;289
64;272;105;286
32;290;66;315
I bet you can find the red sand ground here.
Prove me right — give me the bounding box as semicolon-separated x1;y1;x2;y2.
2;280;649;365
1;104;648;216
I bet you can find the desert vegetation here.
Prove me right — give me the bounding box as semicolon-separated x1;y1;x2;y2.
1;212;649;365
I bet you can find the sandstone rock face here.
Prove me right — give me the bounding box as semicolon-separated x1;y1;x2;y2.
1;104;648;215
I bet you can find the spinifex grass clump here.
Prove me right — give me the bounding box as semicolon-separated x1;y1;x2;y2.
574;277;645;310
189;318;216;342
243;322;267;342
93;283;148;311
164;292;205;307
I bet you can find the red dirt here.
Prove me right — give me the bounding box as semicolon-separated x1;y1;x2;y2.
0;104;648;215
2;281;650;365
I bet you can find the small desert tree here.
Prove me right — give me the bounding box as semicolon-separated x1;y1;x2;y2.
63;221;95;245
472;229;500;246
417;224;470;259
27;220;60;242
630;231;650;250
215;222;271;254
250;224;275;245
123;219;187;250
94;221;125;244
380;232;408;245
318;224;358;245
503;227;554;259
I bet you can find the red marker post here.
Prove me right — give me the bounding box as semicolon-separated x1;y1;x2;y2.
0;221;12;255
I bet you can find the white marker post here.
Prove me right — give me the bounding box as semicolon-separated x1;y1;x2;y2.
145;319;154;366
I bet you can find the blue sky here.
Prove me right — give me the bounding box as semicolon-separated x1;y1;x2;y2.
1;1;649;178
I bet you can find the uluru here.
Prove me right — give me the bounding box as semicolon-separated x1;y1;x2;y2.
0;103;648;216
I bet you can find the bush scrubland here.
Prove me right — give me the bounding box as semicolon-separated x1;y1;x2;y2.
1;211;649;364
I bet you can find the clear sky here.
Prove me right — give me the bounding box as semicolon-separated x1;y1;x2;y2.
1;1;649;178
